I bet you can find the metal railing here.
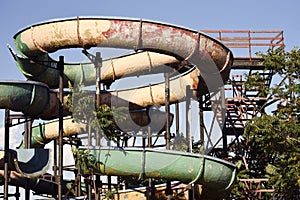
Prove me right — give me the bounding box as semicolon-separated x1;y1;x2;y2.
202;30;284;60
240;178;274;199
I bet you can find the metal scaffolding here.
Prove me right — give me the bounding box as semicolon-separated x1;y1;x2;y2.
201;30;284;196
0;29;284;199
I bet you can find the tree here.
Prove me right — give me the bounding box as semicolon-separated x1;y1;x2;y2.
233;47;300;199
66;84;126;142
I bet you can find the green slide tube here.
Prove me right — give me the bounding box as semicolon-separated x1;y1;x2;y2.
77;147;237;199
0;81;49;116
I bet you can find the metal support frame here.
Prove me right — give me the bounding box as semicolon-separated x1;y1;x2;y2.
197;30;285;196
186;85;192;153
0;112;34;199
164;72;171;149
82;50;104;200
4;109;10;200
185;86;194;200
24;116;33;200
201;30;284;60
164;72;172;199
198;30;284;158
57;55;64;200
94;51;102;200
0;29;285;199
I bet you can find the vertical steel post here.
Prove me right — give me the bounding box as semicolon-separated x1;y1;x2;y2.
95;52;102;110
15;185;20;200
95;52;102;200
53;138;57;185
147;125;155;199
164;72;172;199
58;56;64;200
87;125;92;200
175;102;179;136
24;117;32;200
220;87;228;158
186;85;192;153
222;127;228;158
165;72;171;149
186;86;194;200
199;97;204;146
24;117;32;148
147;125;152;147
248;31;252;60
96;52;102;199
4;109;10;200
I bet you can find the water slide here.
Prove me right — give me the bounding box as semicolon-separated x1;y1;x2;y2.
1;17;236;198
76;147;236;199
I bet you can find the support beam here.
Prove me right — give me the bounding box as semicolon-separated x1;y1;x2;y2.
4;109;10;200
186;85;192;153
164;72;172;199
58;56;64;200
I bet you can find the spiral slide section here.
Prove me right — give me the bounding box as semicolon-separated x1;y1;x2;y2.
0;17;236;198
78;148;237;199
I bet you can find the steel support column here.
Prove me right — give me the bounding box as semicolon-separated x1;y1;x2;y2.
58;56;64;200
24;117;32;200
164;72;172;199
4;109;10;200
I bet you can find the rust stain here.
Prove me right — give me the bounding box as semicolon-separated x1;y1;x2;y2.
189;70;200;90
102;20;137;40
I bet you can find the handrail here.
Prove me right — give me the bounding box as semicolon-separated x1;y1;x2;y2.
240;178;274;198
202;30;284;60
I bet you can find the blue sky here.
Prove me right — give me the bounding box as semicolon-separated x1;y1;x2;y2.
0;0;299;128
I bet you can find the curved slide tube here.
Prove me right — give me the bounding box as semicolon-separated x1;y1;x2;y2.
13;17;232;95
0;149;74;196
77;147;237;199
0;81;49;116
11;49;182;89
0;81;174;148
1;17;236;198
18;109;174;148
0;171;74;196
0;149;50;178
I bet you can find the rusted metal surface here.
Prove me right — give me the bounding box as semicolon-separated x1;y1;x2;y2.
14;17;233;98
201;30;284;60
240;178;275;198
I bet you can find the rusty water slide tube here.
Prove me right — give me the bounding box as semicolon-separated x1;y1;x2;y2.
9;17;233;146
0;17;235;198
6;16;233;148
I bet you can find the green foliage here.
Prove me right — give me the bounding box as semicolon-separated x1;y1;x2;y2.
244;71;270;97
171;132;188;152
66;84;126;142
95;104;127;142
104;190;117;200
245;115;300;198
72;148;97;176
232;47;300;199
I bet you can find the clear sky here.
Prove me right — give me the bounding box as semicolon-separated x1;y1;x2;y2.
0;0;299;139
